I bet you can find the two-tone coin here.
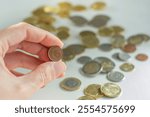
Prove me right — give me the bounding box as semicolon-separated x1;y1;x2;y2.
60;77;81;91
94;57;115;73
81;61;102;77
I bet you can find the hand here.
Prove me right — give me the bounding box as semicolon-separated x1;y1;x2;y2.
0;22;66;99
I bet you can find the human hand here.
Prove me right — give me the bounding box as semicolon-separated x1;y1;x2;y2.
0;22;66;99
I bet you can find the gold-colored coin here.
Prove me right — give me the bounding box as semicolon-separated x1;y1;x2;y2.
57;26;69;32
84;84;103;99
78;95;96;100
91;2;106;10
80;31;96;37
32;6;49;16
101;83;121;98
111;35;126;48
42;6;60;14
57;10;70;18
37;14;56;24
120;63;135;72
23;16;39;25
81;35;100;48
58;2;72;11
98;27;114;36
36;23;56;32
72;5;86;11
57;30;70;40
111;26;124;35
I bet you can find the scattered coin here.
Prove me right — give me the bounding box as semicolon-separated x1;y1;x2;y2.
58;2;72;11
98;27;114;36
36;23;56;32
136;34;150;41
57;10;70;18
88;15;110;28
67;44;86;55
107;71;125;82
120;63;135;72
63;48;75;61
99;43;113;52
48;46;63;62
56;26;69;32
122;44;136;53
60;77;81;91
84;84;103;99
81;61;102;77
80;30;96;37
81;35;100;48
135;53;148;61
94;57;115;73
78;95;96;100
118;52;131;61
101;83;121;98
111;26;124;35
57;30;70;40
77;56;92;64
91;2;106;10
111;35;126;48
70;16;88;26
72;5;86;11
127;35;143;45
23;16;39;25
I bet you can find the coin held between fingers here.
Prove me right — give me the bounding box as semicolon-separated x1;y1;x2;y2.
48;46;63;62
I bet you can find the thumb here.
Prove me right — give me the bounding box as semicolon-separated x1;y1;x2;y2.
21;61;66;89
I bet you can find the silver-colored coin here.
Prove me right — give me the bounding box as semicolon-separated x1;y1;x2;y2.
77;56;92;64
70;16;88;26
60;77;81;91
81;60;102;77
99;43;113;52
107;71;124;82
94;57;115;73
118;53;131;61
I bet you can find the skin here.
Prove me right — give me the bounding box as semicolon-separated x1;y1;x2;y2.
0;22;66;99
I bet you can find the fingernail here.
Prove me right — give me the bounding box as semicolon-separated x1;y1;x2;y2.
54;61;66;77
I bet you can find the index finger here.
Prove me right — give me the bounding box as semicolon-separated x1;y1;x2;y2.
0;22;63;55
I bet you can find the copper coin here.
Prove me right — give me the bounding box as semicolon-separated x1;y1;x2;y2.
122;44;136;53
48;46;63;62
136;54;148;61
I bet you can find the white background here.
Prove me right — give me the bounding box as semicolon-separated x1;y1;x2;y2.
0;0;150;100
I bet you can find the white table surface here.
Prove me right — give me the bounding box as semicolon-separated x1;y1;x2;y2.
0;0;150;100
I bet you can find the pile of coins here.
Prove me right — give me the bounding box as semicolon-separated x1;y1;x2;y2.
79;83;121;100
24;1;150;100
